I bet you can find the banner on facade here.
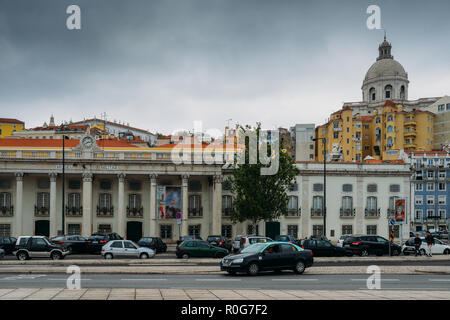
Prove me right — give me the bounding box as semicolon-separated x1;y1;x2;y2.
157;186;181;219
395;199;406;221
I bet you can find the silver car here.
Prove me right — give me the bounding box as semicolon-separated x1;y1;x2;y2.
101;240;155;259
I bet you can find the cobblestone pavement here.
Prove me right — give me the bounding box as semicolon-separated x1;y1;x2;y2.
0;288;449;300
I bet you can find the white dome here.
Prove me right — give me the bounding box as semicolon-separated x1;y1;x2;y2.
364;59;407;82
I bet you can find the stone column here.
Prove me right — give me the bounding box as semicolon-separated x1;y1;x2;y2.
181;174;189;237
212;174;223;235
355;176;364;234
14;172;24;237
301;176;310;238
149;174;158;236
82;173;93;237
49;172;58;237
117;173;126;238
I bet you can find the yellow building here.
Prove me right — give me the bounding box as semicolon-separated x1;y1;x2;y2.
0;118;24;138
315;101;435;162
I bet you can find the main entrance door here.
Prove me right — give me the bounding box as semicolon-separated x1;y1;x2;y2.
35;220;50;237
127;221;142;243
265;221;280;240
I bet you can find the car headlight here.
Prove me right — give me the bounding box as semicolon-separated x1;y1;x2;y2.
232;258;243;264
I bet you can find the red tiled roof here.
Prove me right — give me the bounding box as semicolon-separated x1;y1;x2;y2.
0;138;138;148
360;116;373;121
384;100;396;107
0;118;24;125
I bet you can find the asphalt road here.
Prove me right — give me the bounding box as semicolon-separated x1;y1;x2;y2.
0;273;449;291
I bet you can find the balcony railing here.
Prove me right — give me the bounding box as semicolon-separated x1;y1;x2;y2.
0;206;14;217
311;208;324;217
97;206;114;217
34;206;49;216
65;206;83;216
222;208;232;217
188;207;203;217
365;208;380;218
340;208;355;217
127;206;143;217
286;208;301;217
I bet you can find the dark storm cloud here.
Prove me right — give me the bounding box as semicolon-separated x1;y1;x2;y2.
0;0;449;133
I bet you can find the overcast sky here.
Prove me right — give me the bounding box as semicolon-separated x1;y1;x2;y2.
0;0;449;135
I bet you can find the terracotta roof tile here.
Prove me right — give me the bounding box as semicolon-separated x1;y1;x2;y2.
0;118;24;125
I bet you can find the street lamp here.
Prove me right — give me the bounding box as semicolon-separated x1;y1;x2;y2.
312;137;327;238
58;125;69;235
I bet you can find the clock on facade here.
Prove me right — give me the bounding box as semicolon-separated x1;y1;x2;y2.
81;136;95;148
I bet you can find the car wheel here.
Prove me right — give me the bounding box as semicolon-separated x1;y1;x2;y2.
140;253;149;259
444;249;450;255
66;246;73;254
247;263;259;276
104;253;113;260
182;253;190;259
294;260;306;274
51;252;62;260
359;249;369;257
392;249;400;256
17;251;29;261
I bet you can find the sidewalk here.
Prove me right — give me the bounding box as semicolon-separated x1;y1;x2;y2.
0;288;449;300
0;265;449;275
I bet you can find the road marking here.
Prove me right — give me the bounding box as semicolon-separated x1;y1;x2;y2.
351;279;400;281
120;278;167;281
0;275;46;281
47;278;91;281
271;278;318;281
428;279;450;282
195;278;242;282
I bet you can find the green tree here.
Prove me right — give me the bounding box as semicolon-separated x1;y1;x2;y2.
227;123;299;235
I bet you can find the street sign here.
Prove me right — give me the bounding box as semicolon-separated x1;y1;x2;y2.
176;211;182;219
389;219;395;226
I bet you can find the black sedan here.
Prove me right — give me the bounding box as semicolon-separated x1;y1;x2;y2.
299;239;352;257
51;235;89;254
137;237;167;253
220;241;313;276
0;236;17;255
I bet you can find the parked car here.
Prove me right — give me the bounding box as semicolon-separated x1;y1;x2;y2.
87;232;123;253
336;235;351;248
343;234;402;256
274;235;298;244
207;235;232;251
176;240;228;259
137;237;167;253
0;248;4;259
101;240;155;259
14;236;69;260
402;237;450;255
220;241;314;275
299;239;352;257
0;236;17;255
176;235;203;247
50;235;89;254
436;231;448;240
239;236;273;251
232;235;244;253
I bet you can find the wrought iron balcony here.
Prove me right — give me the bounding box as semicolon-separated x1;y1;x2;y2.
0;206;14;216
311;208;323;217
65;206;83;216
96;206;114;217
34;206;49;216
127;206;143;217
286;208;301;217
222;207;232;217
365;208;380;218
340;208;355;217
188;207;203;217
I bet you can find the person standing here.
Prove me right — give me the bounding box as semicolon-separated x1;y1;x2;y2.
425;231;434;257
414;234;422;256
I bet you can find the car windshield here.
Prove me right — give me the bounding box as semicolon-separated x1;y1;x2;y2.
241;243;268;253
208;237;221;241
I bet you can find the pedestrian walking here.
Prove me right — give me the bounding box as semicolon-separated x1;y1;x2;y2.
413;233;422;256
425;231;434;257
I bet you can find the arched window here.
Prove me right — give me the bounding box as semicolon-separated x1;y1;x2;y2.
400;86;405;99
387;125;393;133
385;85;393;99
387;136;393;148
387;115;393;122
375;117;381;124
369;88;376;101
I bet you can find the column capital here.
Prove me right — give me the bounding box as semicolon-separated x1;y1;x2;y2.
213;174;223;184
181;174;189;184
118;173;126;182
149;173;158;181
15;172;24;181
49;172;58;182
82;172;93;182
